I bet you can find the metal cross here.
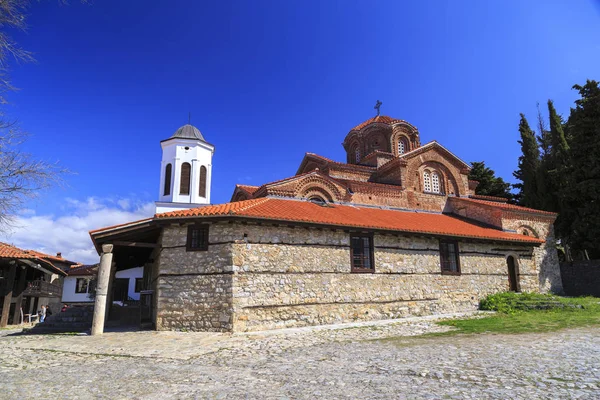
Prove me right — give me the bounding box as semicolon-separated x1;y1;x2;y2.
374;100;382;116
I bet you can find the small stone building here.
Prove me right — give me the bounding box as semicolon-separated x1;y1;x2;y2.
90;116;563;333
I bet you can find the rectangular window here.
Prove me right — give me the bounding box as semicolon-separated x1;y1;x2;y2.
75;278;89;294
134;278;144;293
440;240;461;275
350;233;374;273
186;224;209;251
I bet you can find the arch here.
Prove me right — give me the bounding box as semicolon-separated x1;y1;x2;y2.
163;163;172;196
365;131;387;154
296;176;344;203
517;225;539;238
506;255;520;292
199;165;207;198
393;134;410;156
180;162;191;195
418;161;461;195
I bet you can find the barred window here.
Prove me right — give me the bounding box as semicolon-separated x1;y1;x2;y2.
440;240;460;275
187;224;209;251
431;172;440;193
355;148;360;163
398;140;405;155
423;171;431;192
350;233;374;273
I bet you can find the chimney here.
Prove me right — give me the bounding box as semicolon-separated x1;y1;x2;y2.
56;252;62;258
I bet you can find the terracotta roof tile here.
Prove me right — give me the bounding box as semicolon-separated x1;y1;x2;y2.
68;264;99;276
352;115;401;131
458;198;557;216
0;242;38;259
236;184;259;195
24;249;77;264
155;198;543;245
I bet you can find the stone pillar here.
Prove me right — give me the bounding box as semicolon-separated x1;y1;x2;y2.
91;244;113;336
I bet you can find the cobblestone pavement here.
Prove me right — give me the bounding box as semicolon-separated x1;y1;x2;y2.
1;314;599;399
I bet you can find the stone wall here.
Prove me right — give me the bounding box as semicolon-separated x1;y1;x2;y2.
560;260;600;297
230;223;538;332
154;224;235;332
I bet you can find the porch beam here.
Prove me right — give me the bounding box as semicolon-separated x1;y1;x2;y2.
11;266;27;325
0;263;17;328
113;241;159;249
91;244;114;336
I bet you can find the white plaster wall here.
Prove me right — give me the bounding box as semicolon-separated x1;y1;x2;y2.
115;266;144;301
157;137;214;211
62;276;93;303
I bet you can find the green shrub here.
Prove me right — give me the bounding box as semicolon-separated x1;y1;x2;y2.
479;292;571;314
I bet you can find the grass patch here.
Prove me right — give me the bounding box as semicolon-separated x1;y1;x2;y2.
436;293;600;335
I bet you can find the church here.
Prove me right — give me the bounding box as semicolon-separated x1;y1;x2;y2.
89;112;563;333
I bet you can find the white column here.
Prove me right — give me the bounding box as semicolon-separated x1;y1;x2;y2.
91;244;113;336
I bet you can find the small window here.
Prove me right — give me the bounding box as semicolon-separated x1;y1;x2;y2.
423;171;431;192
180;162;191;195
75;278;89;294
431;172;440;193
398;139;405;155
440;240;460;275
134;278;144;293
350;233;374;273
164;163;172;196
355;148;360;163
199;166;207;198
187;224;209;251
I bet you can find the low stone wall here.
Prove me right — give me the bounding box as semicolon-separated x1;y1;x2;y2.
560;260;600;297
230;224;538;332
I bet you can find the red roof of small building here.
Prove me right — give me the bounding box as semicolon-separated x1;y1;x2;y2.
457;198;557;216
153;198;543;245
67;264;99;276
0;242;39;259
0;242;68;276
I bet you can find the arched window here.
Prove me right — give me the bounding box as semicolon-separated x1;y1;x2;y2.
431;172;440;194
199;166;207;198
163;163;172;196
423;171;431;192
398;139;405;155
355;148;360;163
180;162;191;195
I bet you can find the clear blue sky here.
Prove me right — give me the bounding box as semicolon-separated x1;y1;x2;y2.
5;1;600;221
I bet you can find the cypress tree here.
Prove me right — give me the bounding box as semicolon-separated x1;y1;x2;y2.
469;161;514;201
563;80;600;258
513;114;541;208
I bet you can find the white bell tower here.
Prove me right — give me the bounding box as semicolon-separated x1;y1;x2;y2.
155;124;215;214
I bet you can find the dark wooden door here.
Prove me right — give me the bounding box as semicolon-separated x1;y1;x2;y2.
113;278;129;302
507;256;519;292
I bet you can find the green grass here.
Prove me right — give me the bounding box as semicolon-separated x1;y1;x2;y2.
436;293;600;335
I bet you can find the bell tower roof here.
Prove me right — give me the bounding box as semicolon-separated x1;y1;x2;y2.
164;124;206;142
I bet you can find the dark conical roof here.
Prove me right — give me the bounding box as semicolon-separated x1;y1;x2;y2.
170;124;205;141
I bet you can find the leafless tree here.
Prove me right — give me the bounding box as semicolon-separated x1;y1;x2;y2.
0;1;75;228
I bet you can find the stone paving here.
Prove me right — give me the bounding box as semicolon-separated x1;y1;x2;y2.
0;313;599;399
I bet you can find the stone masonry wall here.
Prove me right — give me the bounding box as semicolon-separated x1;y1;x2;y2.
230;223;539;332
154;223;236;332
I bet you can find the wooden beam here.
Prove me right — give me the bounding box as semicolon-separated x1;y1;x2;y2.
11;267;27;326
113;241;159;249
0;264;17;328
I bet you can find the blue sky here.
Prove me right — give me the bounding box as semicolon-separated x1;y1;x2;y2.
1;0;599;262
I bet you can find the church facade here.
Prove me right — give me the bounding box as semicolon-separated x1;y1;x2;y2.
90;115;563;333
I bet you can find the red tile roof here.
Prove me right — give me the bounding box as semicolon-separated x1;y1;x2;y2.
24;249;77;265
0;242;68;276
155;198;543;245
236;184;259;195
468;194;509;203
351;115;409;131
457;198;557;216
67;264;99;276
0;242;39;259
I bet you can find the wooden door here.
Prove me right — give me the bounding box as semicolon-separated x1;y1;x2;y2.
507;256;519;292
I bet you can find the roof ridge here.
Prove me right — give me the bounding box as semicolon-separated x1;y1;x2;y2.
230;197;271;214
